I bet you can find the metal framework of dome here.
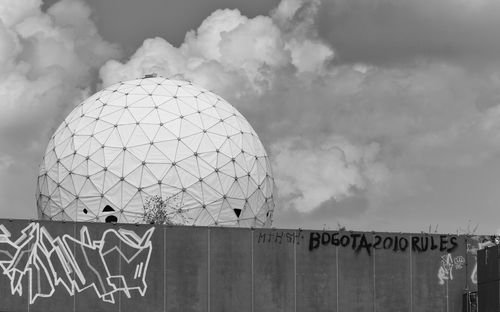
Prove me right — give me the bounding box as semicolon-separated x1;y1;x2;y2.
36;76;275;227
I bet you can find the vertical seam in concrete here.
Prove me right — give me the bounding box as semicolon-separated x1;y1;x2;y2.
163;226;166;312
336;244;339;312
409;235;413;312
446;279;449;312
294;233;297;312
251;230;254;312
373;235;376;312
207;228;211;312
119;225;122;312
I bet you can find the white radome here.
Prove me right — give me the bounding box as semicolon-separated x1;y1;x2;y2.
36;76;275;227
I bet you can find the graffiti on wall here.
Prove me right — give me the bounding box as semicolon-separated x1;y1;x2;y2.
0;223;154;304
437;253;465;285
308;232;458;255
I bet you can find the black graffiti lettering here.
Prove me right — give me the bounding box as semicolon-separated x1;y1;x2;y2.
383;237;393;249
340;235;350;247
332;232;340;246
430;236;438;250
258;233;266;244
356;234;372;255
399;237;409;251
439;235;448;252
286;232;293;243
351;233;361;250
373;235;382;249
421;237;429;251
321;232;331;245
411;236;421;252
309;232;321;251
393;236;399;252
275;231;284;244
447;236;458;253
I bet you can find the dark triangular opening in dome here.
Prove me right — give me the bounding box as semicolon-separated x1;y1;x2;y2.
233;208;242;218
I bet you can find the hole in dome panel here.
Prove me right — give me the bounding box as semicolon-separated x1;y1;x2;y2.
210;227;252;312
165;226;208;312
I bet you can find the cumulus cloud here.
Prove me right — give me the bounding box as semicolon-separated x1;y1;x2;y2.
0;0;120;218
99;0;333;95
271;135;388;213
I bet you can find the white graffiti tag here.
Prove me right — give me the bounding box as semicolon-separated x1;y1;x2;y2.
437;253;465;285
0;223;154;304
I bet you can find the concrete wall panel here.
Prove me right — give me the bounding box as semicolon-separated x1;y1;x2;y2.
209;227;252;312
118;224;164;312
373;233;411;312
165;226;208;312
296;230;337;312
29;220;76;312
253;229;295;312
0;220;33;312
411;234;448;312
336;231;374;312
73;222;120;312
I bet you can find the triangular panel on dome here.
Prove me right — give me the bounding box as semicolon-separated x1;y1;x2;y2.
121;181;138;209
104;128;124;148
108;150;125;177
179;118;203;138
70;174;87;195
140;165;158;188
140;108;162;125
63;199;79;221
103;146;123;168
80;177;101;197
99;104;124;123
227;181;245;200
103;170;121;193
179;132;203;153
74;116;97;135
178;191;201;210
159;184;182;201
198;203;219;225
117;107;137;126
184;181;204;203
175;166;199;188
195;153;217;178
125;93;150;108
195;133;218;154
176;98;198;116
122;150;142;177
55;136;74;159
93;126;114;146
127;107;154;123
153;139;177;162
207;122;227;138
201;172;223;199
127;143;150;161
247;189;266;215
154;126;177;142
139;123;161;142
145;144;169;163
174;140;195;162
123;192;144;214
125;165;143;188
146;162;169;181
142;184;161;198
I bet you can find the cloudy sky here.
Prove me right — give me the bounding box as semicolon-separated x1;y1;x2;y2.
2;0;500;234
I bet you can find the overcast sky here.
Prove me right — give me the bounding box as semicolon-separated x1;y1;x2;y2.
2;0;500;234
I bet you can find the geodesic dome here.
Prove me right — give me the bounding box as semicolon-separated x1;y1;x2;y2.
36;76;275;227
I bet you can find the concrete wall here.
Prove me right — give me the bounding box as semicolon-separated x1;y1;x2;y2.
0;219;486;312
